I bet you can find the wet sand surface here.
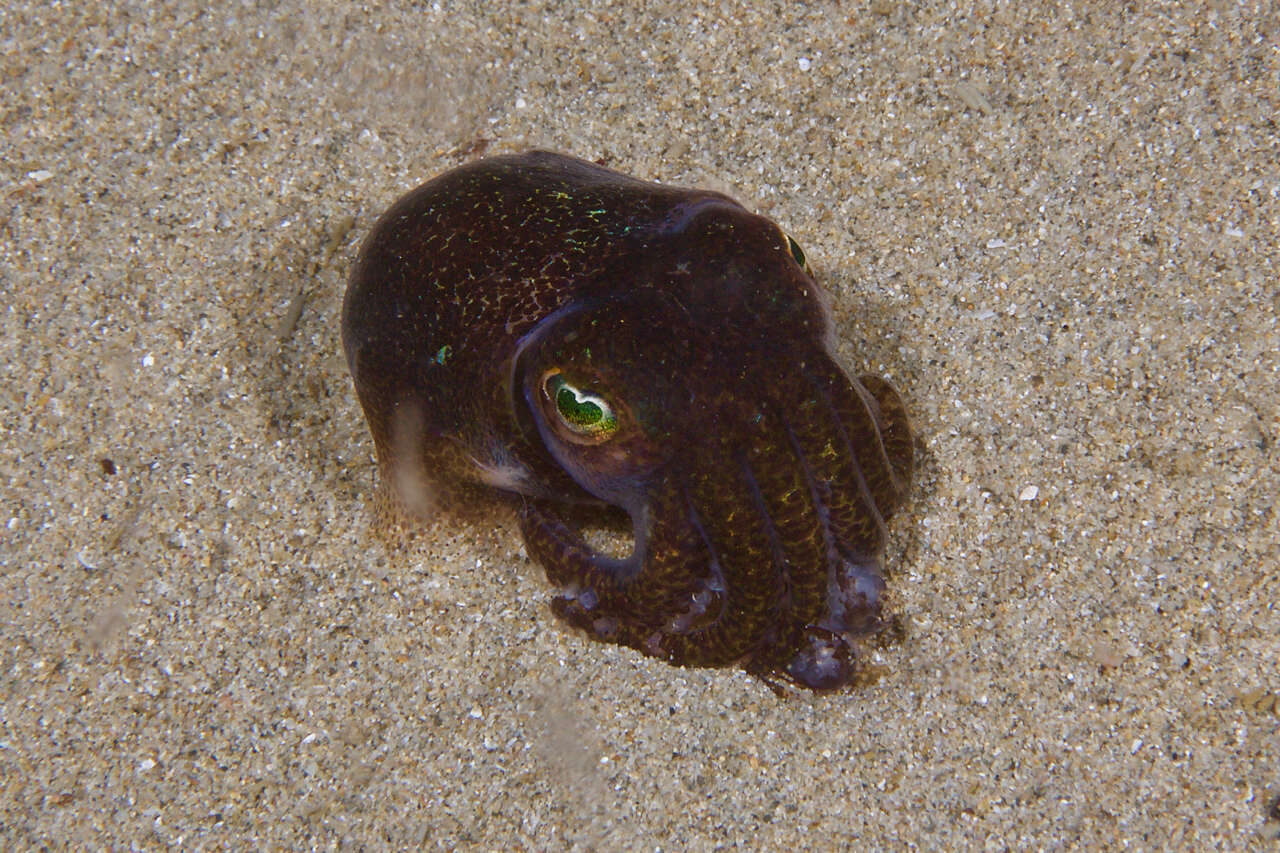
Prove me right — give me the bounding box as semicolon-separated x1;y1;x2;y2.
3;2;1278;848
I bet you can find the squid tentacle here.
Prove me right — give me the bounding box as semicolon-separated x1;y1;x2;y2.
627;442;783;667
518;481;709;632
803;355;901;555
740;401;833;665
857;373;914;517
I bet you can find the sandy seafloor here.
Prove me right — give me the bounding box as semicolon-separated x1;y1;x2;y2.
3;1;1278;849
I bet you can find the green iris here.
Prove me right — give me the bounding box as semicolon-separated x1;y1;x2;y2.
544;372;618;439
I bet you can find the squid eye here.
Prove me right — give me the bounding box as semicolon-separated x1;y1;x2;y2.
785;234;809;271
543;371;619;441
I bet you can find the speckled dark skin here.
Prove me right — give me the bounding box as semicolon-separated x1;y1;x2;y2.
342;151;912;690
